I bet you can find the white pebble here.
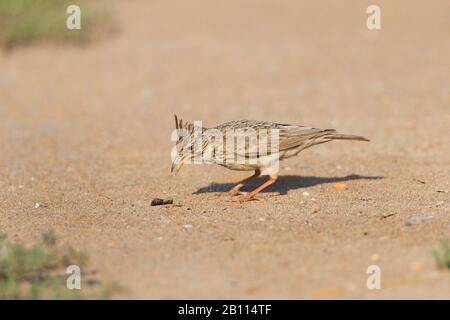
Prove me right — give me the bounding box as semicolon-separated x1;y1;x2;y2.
184;224;193;229
34;203;40;209
302;191;310;197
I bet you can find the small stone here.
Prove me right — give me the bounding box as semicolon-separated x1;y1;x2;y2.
184;224;193;229
302;191;310;197
408;215;434;224
334;183;347;191
35;203;40;209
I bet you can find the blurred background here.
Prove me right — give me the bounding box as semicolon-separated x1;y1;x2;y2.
0;0;449;299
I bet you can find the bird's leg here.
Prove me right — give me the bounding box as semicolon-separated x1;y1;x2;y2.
233;175;278;203
226;170;261;196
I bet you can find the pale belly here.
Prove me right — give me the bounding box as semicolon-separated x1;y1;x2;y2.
217;153;283;176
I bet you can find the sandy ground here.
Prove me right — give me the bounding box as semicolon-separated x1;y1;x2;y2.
0;0;449;299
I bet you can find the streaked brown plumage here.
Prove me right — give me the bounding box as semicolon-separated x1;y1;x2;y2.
172;115;369;202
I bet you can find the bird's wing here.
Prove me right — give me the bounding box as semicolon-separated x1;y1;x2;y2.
221;124;330;160
208;121;334;161
278;125;334;152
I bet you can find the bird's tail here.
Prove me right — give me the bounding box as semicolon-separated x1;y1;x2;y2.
324;131;370;142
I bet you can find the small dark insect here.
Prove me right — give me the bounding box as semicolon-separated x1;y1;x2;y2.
151;198;173;206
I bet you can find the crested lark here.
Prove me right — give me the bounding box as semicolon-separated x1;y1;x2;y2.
171;115;369;202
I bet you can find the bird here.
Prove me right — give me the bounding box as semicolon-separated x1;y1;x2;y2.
171;114;369;202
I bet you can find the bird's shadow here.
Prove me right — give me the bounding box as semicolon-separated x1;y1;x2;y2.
194;174;383;195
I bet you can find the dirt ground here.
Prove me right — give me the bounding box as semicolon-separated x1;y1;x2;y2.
0;0;449;299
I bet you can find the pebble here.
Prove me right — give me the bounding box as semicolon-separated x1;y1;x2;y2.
184;224;193;229
302;191;310;197
334;183;347;191
407;215;434;225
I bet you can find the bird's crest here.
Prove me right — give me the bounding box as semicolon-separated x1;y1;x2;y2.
174;114;196;134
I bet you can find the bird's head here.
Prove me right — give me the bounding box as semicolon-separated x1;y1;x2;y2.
171;114;198;175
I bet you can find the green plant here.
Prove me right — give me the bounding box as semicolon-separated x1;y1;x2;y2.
432;240;450;270
0;0;114;50
0;231;116;299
